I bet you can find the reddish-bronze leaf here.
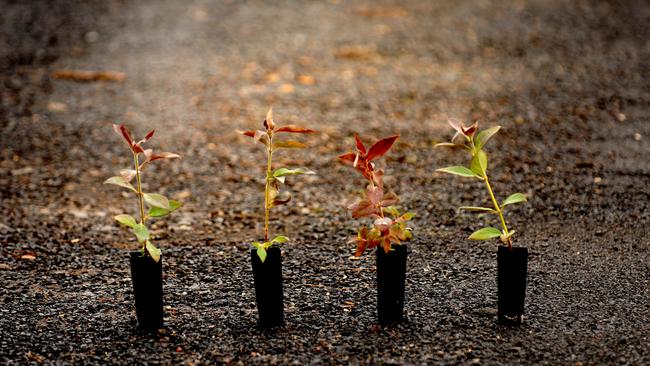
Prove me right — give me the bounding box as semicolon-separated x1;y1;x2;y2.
338;153;358;164
380;191;399;206
381;238;391;253
366;135;398;161
238;130;257;138
113;124;134;148
275;125;315;134
150;152;181;162
366;185;383;206
145;129;155;140
132;144;145;154
349;199;378;218
354;134;367;155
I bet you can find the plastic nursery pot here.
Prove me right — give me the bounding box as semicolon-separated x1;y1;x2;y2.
497;245;528;325
250;246;284;327
129;252;163;331
376;244;407;325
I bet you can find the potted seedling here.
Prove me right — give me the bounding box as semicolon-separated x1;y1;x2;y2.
339;134;415;325
104;124;182;331
435;120;528;324
238;108;315;327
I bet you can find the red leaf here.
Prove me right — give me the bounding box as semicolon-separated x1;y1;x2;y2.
354;134;367;155
145;129;155;141
338;153;358;164
113;124;134;147
275;125;315;134
380;191;399;207
132;144;145;154
366;185;383;206
349;199;378;218
381;238;391;254
150;152;181;162
238;130;257;138
366;135;398;161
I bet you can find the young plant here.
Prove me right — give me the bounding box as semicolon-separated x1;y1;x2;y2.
339;135;415;256
104;124;182;262
238;108;316;262
435;120;527;249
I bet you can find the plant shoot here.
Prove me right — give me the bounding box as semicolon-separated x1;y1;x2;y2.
238;108;316;262
435;120;527;249
339;134;415;256
104;124;182;262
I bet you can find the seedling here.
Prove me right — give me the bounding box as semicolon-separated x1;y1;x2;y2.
435;120;527;249
238;108;316;262
104;124;182;262
339;135;415;256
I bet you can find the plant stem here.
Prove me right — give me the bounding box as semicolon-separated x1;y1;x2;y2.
264;136;273;242
133;152;146;251
368;175;384;218
484;175;512;249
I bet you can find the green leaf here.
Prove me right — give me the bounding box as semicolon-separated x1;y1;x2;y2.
103;176;137;193
401;212;416;220
475;126;501;149
145;240;161;262
502;193;527;207
143;193;170;210
459;206;497;214
133;223;150;243
148;200;183;217
273;167;315;178
436;166;481;179
114;214;137;228
384;206;400;217
271;235;289;244
470;150;487;177
469;227;502;240
273;140;307;149
256;246;267;263
434;142;457;148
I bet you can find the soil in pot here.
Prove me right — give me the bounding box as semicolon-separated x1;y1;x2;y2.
250;246;284;327
497;245;528;325
376;244;407;325
129;252;163;331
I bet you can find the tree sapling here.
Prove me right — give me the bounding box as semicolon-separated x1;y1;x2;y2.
104;124;182;262
435;120;527;249
339;134;415;256
238;108;316;261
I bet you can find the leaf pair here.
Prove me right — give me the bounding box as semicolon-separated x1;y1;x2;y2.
113;215;162;262
251;235;289;262
113;124;154;154
339;134;398;184
469;227;516;245
238;108;316;149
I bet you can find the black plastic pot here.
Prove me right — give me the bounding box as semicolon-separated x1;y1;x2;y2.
250;246;284;327
497;245;528;325
129;252;163;331
376;244;407;325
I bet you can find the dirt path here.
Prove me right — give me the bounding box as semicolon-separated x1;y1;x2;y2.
1;0;649;364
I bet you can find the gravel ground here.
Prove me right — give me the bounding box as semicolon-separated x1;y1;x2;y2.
1;0;649;364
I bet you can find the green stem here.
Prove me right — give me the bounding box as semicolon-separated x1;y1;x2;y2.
264;136;273;242
133;152;146;251
484;175;512;249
